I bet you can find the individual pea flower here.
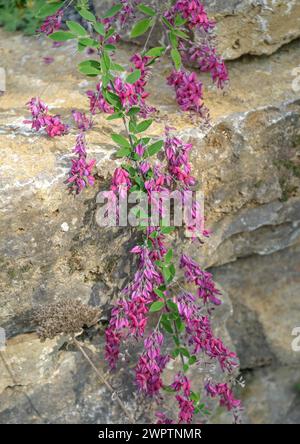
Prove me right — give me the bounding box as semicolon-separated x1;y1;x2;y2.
72;110;92;131
38;9;64;35
111;167;132;198
135;143;145;157
43;56;54;65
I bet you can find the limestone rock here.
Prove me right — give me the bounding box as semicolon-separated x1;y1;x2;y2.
0;26;300;423
94;0;300;59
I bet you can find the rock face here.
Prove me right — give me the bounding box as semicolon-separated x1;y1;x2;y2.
211;242;300;424
95;0;300;59
0;18;300;424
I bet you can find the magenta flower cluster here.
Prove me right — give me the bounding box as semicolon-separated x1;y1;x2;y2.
135;332;170;396
165;0;215;32
33;0;241;425
167;70;203;113
105;242;166;369
24;97;68;137
38;9;64;35
67;132;96;194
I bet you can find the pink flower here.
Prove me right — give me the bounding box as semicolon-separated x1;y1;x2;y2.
171;373;191;397
176;395;195;423
72;110;92;131
67;133;96;194
167;70;203;113
44;115;68;137
135;332;170;396
156;412;175;424
205;382;241;412
43;56;54;65
186;45;229;89
165;0;215;32
86;83;114;114
24;97;68;137
180;254;222;305
135;143;145;157
111;167;131;198
38;10;64;35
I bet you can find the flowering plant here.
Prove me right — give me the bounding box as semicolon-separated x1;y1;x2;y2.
26;0;241;423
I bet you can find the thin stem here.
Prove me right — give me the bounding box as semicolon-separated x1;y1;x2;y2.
142;18;157;54
72;337;134;423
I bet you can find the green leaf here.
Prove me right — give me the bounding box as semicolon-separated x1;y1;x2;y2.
79;37;99;47
104;44;116;52
174;14;186;27
66;21;87;36
78;65;100;76
111;134;131;148
93;22;105;36
183;363;189;372
135;119;153;133
115;146;131;158
110;63;125;72
171;48;182;70
127;107;141;116
149;301;165;312
49;31;75;41
130;18;152;38
102;51;111;70
107;112;123;121
190;391;200;403
154;288;165;299
189;356;197;365
126;69;141;84
77;7;96;22
162;17;173;30
161;226;175;234
166;300;178;313
37;2;63;18
169;32;178;48
137;4;156;16
144;140;163;158
145;46;165;58
165;248;173;263
103;4;123;18
179;348;190;358
161;320;173;334
175;317;185;333
173;29;189;40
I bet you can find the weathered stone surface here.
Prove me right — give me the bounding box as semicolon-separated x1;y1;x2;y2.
0;287;236;424
0;26;300;423
212;242;300;368
211;243;300;423
240;366;300;424
95;0;300;59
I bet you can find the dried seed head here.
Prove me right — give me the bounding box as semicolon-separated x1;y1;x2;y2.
33;299;101;341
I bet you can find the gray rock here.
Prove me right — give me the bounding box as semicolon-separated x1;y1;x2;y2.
94;0;300;59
